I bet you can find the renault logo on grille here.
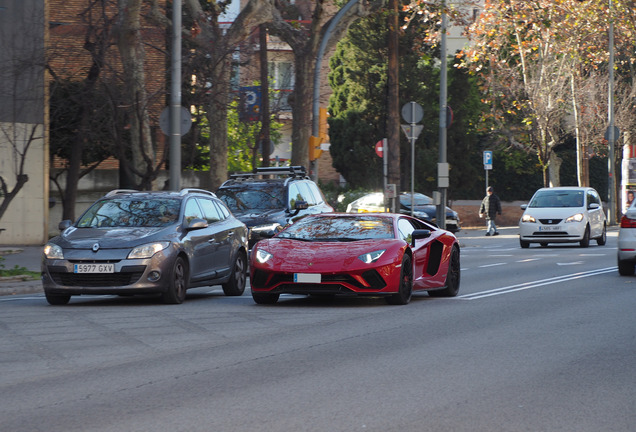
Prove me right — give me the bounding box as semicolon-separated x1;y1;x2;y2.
92;243;100;252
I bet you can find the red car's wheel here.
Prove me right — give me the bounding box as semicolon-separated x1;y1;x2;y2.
386;254;413;305
429;245;460;297
252;292;280;304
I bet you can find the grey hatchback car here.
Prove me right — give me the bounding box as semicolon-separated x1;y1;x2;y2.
42;189;248;305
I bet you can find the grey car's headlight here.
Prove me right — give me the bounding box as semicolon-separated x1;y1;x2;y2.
521;214;536;223
43;243;64;259
128;242;171;259
358;249;386;264
255;249;273;264
565;213;584;223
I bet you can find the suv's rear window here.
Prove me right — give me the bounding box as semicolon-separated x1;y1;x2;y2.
217;185;286;212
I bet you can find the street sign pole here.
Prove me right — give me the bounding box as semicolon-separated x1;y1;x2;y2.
483;150;493;191
437;2;448;230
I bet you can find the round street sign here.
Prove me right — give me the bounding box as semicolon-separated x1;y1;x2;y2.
401;101;424;124
159;106;192;136
375;140;383;158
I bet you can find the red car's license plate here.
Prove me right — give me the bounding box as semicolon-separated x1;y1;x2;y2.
294;273;321;283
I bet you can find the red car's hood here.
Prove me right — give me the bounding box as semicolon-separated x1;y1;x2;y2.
255;238;402;272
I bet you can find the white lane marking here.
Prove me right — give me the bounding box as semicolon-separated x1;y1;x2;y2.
459;267;616;300
557;262;584;266
479;262;507;268
517;258;540;263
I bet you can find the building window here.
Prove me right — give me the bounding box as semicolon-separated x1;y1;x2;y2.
268;61;294;90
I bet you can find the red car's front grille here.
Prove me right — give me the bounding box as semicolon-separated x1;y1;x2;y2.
252;269;386;291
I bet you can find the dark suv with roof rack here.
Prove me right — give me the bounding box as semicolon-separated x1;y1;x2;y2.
216;166;334;249
42;188;248;305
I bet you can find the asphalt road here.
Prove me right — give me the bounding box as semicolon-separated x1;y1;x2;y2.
1;228;634;431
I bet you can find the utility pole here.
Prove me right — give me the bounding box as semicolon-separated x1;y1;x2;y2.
169;0;182;190
607;0;616;225
387;0;400;213
436;1;448;229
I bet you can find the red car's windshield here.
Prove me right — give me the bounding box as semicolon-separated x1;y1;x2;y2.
277;216;394;241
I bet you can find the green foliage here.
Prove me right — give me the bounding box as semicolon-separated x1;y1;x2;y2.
186;99;283;173
0;256;38;279
328;9;490;198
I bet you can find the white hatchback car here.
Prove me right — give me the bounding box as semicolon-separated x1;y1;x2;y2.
618;202;636;275
519;187;607;248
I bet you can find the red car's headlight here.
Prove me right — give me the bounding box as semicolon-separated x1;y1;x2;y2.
358;249;386;264
255;249;273;264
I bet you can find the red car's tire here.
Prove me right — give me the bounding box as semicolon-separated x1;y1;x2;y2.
429;245;460;297
386;254;413;305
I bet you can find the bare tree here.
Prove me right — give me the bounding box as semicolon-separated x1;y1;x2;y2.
116;0;161;189
183;0;279;190
0;1;47;221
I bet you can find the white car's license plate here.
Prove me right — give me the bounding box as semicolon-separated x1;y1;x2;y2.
294;273;321;283
74;263;114;273
539;225;560;231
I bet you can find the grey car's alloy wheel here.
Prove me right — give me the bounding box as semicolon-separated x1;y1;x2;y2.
386;254;413;305
222;251;247;296
163;256;188;304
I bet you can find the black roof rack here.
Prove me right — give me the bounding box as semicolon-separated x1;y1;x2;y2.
104;189;139;197
229;165;308;180
179;188;216;197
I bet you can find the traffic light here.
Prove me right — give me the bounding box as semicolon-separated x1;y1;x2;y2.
318;107;328;140
309;135;323;161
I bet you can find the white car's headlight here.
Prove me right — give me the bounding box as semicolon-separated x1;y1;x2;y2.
255;249;273;264
358;249;386;264
128;242;171;259
565;213;584;223
43;243;64;260
251;223;281;233
521;214;536;223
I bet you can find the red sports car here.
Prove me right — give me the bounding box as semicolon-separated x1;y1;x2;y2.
249;213;460;305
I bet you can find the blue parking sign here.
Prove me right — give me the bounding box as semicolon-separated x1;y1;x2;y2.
483;150;493;170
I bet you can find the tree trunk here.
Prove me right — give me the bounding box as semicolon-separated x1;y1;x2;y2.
117;0;155;189
259;24;271;168
548;151;562;187
207;55;232;190
290;53;313;168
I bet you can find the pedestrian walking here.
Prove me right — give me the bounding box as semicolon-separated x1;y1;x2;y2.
479;186;502;236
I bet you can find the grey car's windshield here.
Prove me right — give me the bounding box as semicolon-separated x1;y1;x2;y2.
77;198;181;228
529;190;584;208
217;186;286;212
277;216;394;241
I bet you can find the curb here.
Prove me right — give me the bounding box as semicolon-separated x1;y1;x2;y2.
0;280;43;296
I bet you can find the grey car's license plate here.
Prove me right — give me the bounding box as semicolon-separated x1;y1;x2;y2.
74;263;114;273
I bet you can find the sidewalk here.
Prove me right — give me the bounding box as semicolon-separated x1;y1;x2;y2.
0;246;43;296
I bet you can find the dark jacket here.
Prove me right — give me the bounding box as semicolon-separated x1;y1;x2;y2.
480;193;502;220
